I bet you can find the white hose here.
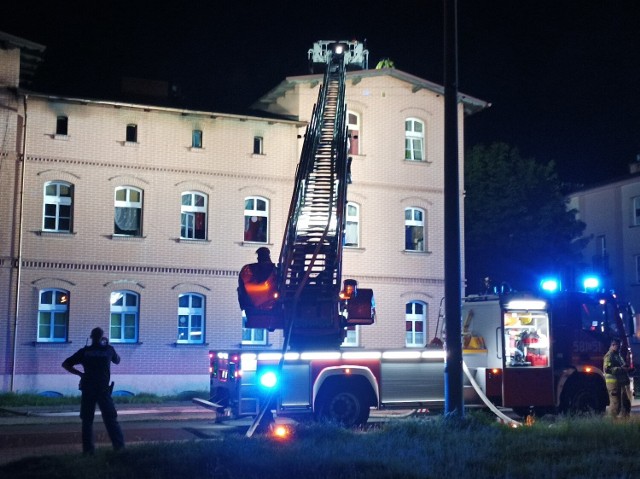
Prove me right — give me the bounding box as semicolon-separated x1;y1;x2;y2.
462;360;522;427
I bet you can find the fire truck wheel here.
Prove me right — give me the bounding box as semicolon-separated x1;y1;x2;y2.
316;385;370;427
560;377;606;415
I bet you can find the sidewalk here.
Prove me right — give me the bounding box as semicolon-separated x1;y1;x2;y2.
0;400;216;426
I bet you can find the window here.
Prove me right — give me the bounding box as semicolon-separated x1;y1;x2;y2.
181;192;207;240
634;197;640;226
345;202;360;247
244;196;268;243
242;311;267;345
342;325;359;347
405;118;425;161
177;293;205;344
56;116;68;136
110;291;139;343
126;124;138;143
405;207;425;252
347;111;360;155
406;301;427;347
253;136;264;155
43;181;73;232
37;289;69;342
192;129;203;148
114;187;143;236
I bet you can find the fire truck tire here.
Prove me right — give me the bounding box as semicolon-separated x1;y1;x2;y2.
560;377;607;415
316;384;370;427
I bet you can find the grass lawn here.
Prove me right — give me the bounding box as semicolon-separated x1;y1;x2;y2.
1;414;639;479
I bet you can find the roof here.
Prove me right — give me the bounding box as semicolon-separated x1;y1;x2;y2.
0;31;46;87
21;91;307;127
252;68;490;116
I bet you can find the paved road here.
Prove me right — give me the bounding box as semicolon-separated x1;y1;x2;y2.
0;403;227;464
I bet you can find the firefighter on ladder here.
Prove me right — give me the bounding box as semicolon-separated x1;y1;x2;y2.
603;338;632;418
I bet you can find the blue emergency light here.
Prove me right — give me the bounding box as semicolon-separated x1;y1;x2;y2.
259;370;278;389
540;278;560;293
582;276;600;291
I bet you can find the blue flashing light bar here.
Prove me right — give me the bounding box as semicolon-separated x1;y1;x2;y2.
583;276;600;291
540;278;560;293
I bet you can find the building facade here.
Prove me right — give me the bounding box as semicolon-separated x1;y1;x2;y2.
0;33;487;396
567;165;640;317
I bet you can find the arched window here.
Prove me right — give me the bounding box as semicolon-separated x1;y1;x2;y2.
110;291;139;343
37;289;69;342
181;192;207;240
43;181;73;232
177;293;205;344
404;207;425;252
114;186;143;236
244;196;269;243
406;301;427;347
242;311;267;345
345;202;360;247
405;118;425;161
342;325;359;347
347;111;360;155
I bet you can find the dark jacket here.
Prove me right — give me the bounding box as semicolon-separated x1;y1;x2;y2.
63;343;120;391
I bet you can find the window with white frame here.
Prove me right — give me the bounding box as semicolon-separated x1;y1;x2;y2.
126;124;138;143
244;196;268;243
253;136;264;155
114;186;143;236
56;116;68;136
241;311;267;345
192;129;203;148
633;196;640;226
181;192;207;240
177;293;205;344
406;301;427;347
347;111;360;155
110;291;139;343
405;207;425;252
345;202;360;247
37;289;69;342
43;181;73;232
342;325;359;347
405;118;424;161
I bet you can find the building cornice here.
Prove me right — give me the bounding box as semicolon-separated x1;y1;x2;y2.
252;68;490;116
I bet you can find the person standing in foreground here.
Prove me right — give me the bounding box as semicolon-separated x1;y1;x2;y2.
603;338;632;419
62;327;125;454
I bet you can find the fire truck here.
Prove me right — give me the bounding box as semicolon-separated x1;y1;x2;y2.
209;41;635;426
210;284;634;425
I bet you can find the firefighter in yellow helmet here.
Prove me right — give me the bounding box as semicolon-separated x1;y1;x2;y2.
603;338;632;418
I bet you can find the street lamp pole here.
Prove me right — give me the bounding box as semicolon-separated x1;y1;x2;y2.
443;0;464;416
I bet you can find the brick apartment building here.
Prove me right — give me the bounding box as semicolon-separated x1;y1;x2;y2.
0;32;487;396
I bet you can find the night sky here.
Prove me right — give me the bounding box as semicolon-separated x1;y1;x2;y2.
3;1;639;186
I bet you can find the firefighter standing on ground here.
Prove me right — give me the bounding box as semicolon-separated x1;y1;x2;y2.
603;338;632;418
62;327;125;454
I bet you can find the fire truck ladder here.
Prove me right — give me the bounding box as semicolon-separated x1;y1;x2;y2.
277;51;350;349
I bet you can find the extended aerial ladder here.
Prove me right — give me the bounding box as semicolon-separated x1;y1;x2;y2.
239;41;374;349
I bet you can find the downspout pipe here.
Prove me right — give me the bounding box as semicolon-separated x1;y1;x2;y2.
11;93;28;392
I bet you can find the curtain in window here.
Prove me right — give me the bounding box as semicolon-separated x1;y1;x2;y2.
115;207;140;233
